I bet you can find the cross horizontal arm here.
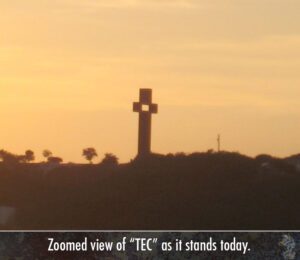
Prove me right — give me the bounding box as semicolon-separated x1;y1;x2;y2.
133;102;158;113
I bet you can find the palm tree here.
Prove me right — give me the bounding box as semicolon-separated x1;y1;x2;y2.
82;148;98;164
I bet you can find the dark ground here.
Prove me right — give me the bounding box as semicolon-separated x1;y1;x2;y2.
1;152;300;230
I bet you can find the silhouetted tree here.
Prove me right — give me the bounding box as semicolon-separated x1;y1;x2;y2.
0;150;19;164
47;156;63;164
82;148;98;164
43;150;52;160
100;153;118;167
24;150;35;163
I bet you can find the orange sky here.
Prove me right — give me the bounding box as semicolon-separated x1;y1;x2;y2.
0;0;299;162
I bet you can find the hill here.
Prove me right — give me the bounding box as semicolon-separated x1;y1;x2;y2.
0;151;300;230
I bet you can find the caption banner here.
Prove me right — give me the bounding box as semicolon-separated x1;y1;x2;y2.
0;232;299;259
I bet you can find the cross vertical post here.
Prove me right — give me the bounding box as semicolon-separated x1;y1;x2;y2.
133;89;158;158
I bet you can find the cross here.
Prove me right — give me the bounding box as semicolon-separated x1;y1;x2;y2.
133;89;158;158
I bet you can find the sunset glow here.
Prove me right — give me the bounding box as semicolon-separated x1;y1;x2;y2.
0;0;299;162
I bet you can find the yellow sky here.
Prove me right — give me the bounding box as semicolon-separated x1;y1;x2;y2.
0;0;299;162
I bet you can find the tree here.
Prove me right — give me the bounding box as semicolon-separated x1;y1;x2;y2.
24;150;35;163
0;149;35;164
47;156;63;164
43;150;62;164
100;153;118;167
0;150;19;164
82;148;98;164
43;150;52;160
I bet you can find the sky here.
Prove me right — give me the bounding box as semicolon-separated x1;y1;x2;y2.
0;0;299;162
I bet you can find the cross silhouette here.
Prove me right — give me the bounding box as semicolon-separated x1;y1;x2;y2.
133;89;158;157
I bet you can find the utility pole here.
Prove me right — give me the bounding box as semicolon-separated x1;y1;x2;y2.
217;134;221;152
